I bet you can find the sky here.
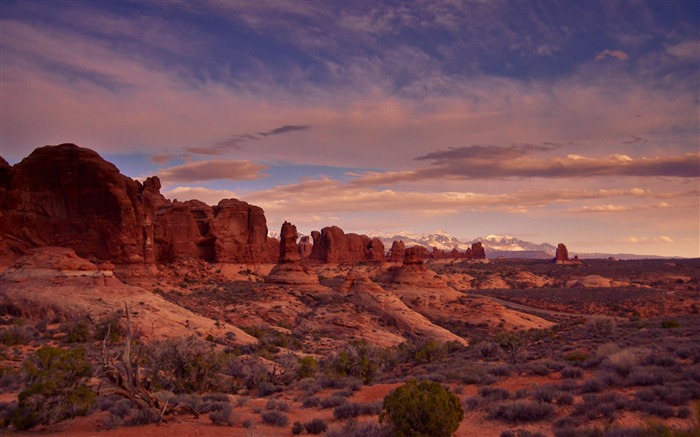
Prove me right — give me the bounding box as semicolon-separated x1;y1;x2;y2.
1;0;699;257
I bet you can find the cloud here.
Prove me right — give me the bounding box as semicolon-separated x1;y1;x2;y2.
351;150;700;184
569;201;674;213
186;125;312;156
666;40;700;60
595;49;630;61
259;124;311;137
614;236;674;244
159;160;268;182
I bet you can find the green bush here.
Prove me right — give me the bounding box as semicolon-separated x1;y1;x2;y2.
297;356;318;379
328;339;381;384
12;347;95;430
380;379;463;437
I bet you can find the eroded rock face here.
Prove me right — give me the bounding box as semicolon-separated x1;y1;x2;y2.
555;243;569;263
554;243;580;265
386;240;406;262
266;222;319;285
0;144;272;266
309;226;384;264
469;242;486;259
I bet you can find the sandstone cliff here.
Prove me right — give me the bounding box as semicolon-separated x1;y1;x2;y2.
0;144;273;266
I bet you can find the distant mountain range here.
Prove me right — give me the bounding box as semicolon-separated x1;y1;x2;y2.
366;230;557;258
365;230;672;260
269;229;672;260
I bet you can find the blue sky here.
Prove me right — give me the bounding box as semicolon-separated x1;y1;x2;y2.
1;0;698;256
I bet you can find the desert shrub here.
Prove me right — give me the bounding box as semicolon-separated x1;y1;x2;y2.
487;401;555;423
462;396;481;411
564;351;591;363
326;419;391;437
479;386;510;401
529;363;552;376
145;336;225;393
380;379;463;437
95;314;123;343
488;364;513;376
0;325;37;346
261;410;289;427
292;421;304;434
556;392;574;405
333;401;382;419
623;366;667;387
203;393;230;403
11;347;95;430
661;320;680;329
0;367;20;392
413;340;447;364
302;395;320;408
64;319;91;343
604;348;649;377
0;401;18;427
631;400;674;418
266;399;290;412
257;381;283;396
561;366;584;379
586;317;616;338
531;385;559;403
493;331;529;364
326;339;382;384
304;417;329;434
476;341;501;360
320;395;348;409
209;403;236;426
297;356;319;378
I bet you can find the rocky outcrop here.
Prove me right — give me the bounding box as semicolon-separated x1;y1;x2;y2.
266;222;319;285
309;226;384;264
0;247;256;345
469;241;486;259
554;243;580;265
0;144;273;266
386;240;406;262
378;246;455;291
342;272;467;345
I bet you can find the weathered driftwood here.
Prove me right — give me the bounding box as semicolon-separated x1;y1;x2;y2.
100;303;200;423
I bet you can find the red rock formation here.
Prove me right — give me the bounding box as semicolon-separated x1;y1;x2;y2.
367;237;386;263
555;243;569;263
266;222;319;284
555;243;580;264
278;221;301;263
386;240;406;262
469;241;486;259
309;226;384;264
0;144;273;266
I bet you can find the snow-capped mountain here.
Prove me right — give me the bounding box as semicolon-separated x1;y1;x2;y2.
367;230;557;258
471;235;557;255
366;230;471;251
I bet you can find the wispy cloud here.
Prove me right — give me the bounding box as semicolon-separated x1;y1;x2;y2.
186;124;312;156
352;150;700;184
159;160;268;182
595;49;630;61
